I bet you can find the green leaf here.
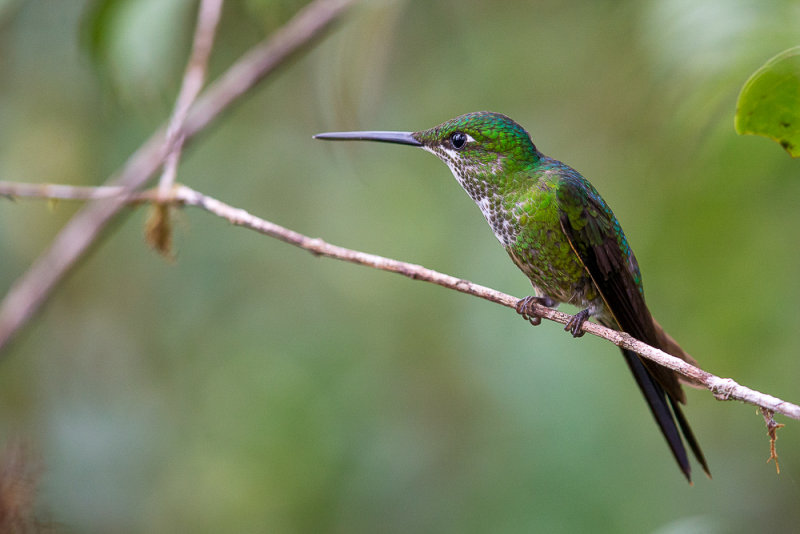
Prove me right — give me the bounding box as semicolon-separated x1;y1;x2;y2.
735;46;800;158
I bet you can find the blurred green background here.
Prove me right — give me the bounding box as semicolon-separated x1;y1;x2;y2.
1;0;800;532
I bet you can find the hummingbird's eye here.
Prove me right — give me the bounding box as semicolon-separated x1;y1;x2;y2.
450;132;468;150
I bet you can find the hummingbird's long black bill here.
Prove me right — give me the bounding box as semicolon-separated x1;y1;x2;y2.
313;131;422;147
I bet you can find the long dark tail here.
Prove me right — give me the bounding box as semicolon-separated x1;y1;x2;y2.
621;348;710;482
670;396;710;478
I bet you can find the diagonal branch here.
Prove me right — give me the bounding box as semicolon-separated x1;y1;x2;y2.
157;0;224;199
150;0;224;256
174;186;800;421
0;0;356;351
162;185;800;421
9;180;789;421
3;178;799;432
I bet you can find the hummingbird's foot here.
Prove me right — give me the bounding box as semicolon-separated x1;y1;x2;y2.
516;296;556;326
565;308;591;338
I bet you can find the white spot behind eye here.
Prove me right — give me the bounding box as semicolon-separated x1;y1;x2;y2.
464;134;477;144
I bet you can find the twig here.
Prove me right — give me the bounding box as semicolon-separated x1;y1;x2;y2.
0;0;356;351
3;178;800;427
165;184;798;422
157;0;223;199
150;0;224;257
0;182;128;200
760;408;784;473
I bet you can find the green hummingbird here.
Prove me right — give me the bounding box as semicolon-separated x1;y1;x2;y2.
314;111;709;482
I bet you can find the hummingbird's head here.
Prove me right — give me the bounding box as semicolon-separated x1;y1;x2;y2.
411;111;540;184
313;111;540;197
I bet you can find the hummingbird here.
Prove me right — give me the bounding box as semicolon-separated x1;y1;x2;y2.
314;111;709;482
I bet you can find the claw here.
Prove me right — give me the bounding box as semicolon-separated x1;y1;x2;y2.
516;296;555;326
565;308;591;338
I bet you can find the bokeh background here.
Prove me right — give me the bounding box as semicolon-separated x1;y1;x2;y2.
1;0;800;532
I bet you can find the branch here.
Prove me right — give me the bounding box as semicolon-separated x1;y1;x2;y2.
0;182;128;200
0;0;356;351
150;0;224;256
157;0;223;199
163;186;800;421
182;190;800;423
6;181;784;421
180;186;800;420
3;180;798;423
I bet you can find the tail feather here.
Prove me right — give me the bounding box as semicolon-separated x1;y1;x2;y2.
621;348;692;481
670;397;711;478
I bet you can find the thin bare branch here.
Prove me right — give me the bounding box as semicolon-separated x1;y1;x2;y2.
150;0;224;257
0;0;356;351
4;178;800;424
157;0;224;199
159;185;798;421
0;182;128;200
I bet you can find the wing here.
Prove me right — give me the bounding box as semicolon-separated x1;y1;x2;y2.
554;170;682;400
554;173;647;328
555;169;710;480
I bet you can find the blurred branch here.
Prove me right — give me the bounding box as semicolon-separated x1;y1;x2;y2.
151;0;224;257
4;179;797;426
157;0;224;199
0;0;356;351
0;182;128;200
